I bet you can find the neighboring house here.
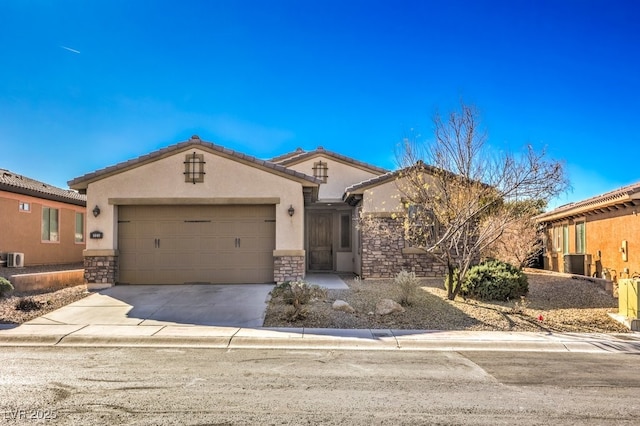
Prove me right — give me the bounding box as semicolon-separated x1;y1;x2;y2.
68;136;443;288
0;168;86;267
536;182;640;281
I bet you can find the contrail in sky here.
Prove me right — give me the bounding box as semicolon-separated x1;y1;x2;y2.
60;46;81;54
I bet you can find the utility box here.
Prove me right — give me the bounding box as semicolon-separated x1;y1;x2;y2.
618;278;640;319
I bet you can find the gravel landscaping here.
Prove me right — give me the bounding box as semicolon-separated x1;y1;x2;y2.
0;264;89;325
0;266;630;333
264;270;630;333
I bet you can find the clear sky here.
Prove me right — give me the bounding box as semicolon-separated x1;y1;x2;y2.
1;0;638;210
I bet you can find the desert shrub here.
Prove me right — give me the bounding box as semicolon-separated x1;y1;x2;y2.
446;259;528;301
0;277;14;298
271;281;326;307
271;281;325;322
15;297;43;312
395;270;419;306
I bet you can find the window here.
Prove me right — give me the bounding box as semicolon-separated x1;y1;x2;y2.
339;213;351;249
75;212;85;243
42;207;59;242
562;224;569;254
19;202;30;212
552;226;562;252
312;161;328;183
184;152;206;183
575;221;586;254
405;204;438;247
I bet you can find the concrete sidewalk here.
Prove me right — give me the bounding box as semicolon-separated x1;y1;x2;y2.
1;323;639;353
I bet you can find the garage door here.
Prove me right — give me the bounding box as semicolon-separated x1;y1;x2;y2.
118;205;275;284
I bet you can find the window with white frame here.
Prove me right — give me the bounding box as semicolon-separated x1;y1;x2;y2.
19;202;30;212
562;224;569;254
552;226;562;252
75;212;85;243
42;207;59;242
575;221;586;254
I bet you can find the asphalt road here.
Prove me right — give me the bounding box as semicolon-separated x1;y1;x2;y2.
1;347;639;425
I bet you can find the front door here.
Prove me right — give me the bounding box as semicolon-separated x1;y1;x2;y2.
308;212;333;270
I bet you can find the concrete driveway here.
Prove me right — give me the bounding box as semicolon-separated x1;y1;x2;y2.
26;274;349;328
28;284;275;328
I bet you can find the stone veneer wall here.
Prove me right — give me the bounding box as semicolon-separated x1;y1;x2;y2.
361;216;445;278
274;255;305;283
84;255;118;285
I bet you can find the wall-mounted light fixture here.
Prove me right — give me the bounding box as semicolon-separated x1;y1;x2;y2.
92;205;101;217
288;205;295;217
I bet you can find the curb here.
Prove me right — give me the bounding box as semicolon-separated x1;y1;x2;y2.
2;325;640;353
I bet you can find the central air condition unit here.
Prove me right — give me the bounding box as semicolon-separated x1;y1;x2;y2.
7;252;24;268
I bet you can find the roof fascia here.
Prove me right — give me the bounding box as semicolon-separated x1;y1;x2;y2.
69;138;321;190
278;150;389;175
0;184;86;207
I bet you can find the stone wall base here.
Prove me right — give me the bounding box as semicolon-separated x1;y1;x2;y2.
274;255;305;283
361;216;446;278
84;255;118;288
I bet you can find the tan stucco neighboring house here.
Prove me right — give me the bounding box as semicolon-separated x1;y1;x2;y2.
68;136;444;289
536;181;640;282
1;169;86;267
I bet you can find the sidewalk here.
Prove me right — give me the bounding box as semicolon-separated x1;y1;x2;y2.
1;323;640;353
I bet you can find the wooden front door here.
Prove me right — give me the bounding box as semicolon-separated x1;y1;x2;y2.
308;213;333;271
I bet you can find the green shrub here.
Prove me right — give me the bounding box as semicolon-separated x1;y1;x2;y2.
395;270;419;306
446;259;528;301
0;277;14;298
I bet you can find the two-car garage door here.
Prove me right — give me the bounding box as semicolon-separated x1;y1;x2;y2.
118;205;275;284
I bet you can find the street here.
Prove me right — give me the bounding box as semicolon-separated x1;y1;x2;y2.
1;347;639;425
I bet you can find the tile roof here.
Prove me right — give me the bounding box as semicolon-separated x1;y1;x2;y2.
271;146;390;175
0;169;86;206
344;170;400;194
536;180;640;222
68;136;322;189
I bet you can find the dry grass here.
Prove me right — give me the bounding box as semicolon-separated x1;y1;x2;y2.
264;271;630;333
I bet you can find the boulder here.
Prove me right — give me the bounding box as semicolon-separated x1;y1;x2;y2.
376;299;405;315
332;300;355;313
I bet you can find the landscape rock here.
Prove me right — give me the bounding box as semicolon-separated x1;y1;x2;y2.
376;299;405;315
332;300;355;313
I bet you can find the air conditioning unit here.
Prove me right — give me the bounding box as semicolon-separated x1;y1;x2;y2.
7;252;24;268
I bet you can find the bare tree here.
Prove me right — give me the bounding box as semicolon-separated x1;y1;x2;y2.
482;199;546;269
396;101;568;300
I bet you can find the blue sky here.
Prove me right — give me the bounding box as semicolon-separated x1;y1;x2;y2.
1;0;638;210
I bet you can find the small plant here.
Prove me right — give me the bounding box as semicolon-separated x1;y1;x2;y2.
395;270;419;306
0;277;14;298
271;281;326;320
510;296;529;315
284;305;308;321
15;297;43;312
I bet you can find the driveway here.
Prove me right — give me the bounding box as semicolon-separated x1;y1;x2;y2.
28;284;275;328
26;274;349;328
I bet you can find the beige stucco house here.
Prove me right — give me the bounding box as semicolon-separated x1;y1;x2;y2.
69;136;443;288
